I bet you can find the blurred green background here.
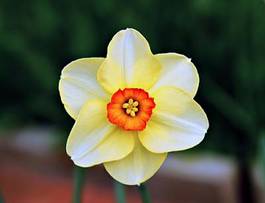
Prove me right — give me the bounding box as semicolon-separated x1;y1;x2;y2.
1;0;264;153
0;0;265;202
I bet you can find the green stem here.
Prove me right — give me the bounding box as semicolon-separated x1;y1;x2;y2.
73;166;86;203
259;134;265;188
114;181;126;203
0;194;3;203
138;184;151;203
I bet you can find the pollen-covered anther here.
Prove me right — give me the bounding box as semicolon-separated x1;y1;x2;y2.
122;98;139;117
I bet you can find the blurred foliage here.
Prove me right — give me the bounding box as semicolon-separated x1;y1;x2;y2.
260;135;265;187
0;0;265;157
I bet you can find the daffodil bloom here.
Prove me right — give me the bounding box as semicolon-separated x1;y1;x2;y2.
59;28;209;185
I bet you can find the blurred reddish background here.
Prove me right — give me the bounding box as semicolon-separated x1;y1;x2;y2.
1;127;264;203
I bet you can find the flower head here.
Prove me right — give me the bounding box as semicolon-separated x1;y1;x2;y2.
59;28;209;185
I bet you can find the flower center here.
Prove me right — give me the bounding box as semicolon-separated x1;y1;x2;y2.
107;88;155;131
122;98;139;117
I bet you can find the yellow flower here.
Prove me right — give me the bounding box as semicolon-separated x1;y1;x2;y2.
59;28;209;185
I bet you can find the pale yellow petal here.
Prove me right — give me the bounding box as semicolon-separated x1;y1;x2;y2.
139;87;209;153
66;99;112;160
72;128;135;167
150;53;199;98
104;137;167;185
97;28;161;93
130;56;161;90
59;58;108;119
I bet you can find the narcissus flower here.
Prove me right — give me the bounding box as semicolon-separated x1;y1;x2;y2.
59;28;209;185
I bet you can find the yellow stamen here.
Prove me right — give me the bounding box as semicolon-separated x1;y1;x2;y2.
122;103;129;108
133;101;139;107
123;98;139;117
130;111;136;117
132;107;138;112
126;109;131;114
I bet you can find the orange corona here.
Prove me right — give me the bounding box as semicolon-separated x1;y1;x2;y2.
107;88;155;131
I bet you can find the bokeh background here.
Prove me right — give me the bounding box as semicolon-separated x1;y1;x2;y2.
0;0;265;202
